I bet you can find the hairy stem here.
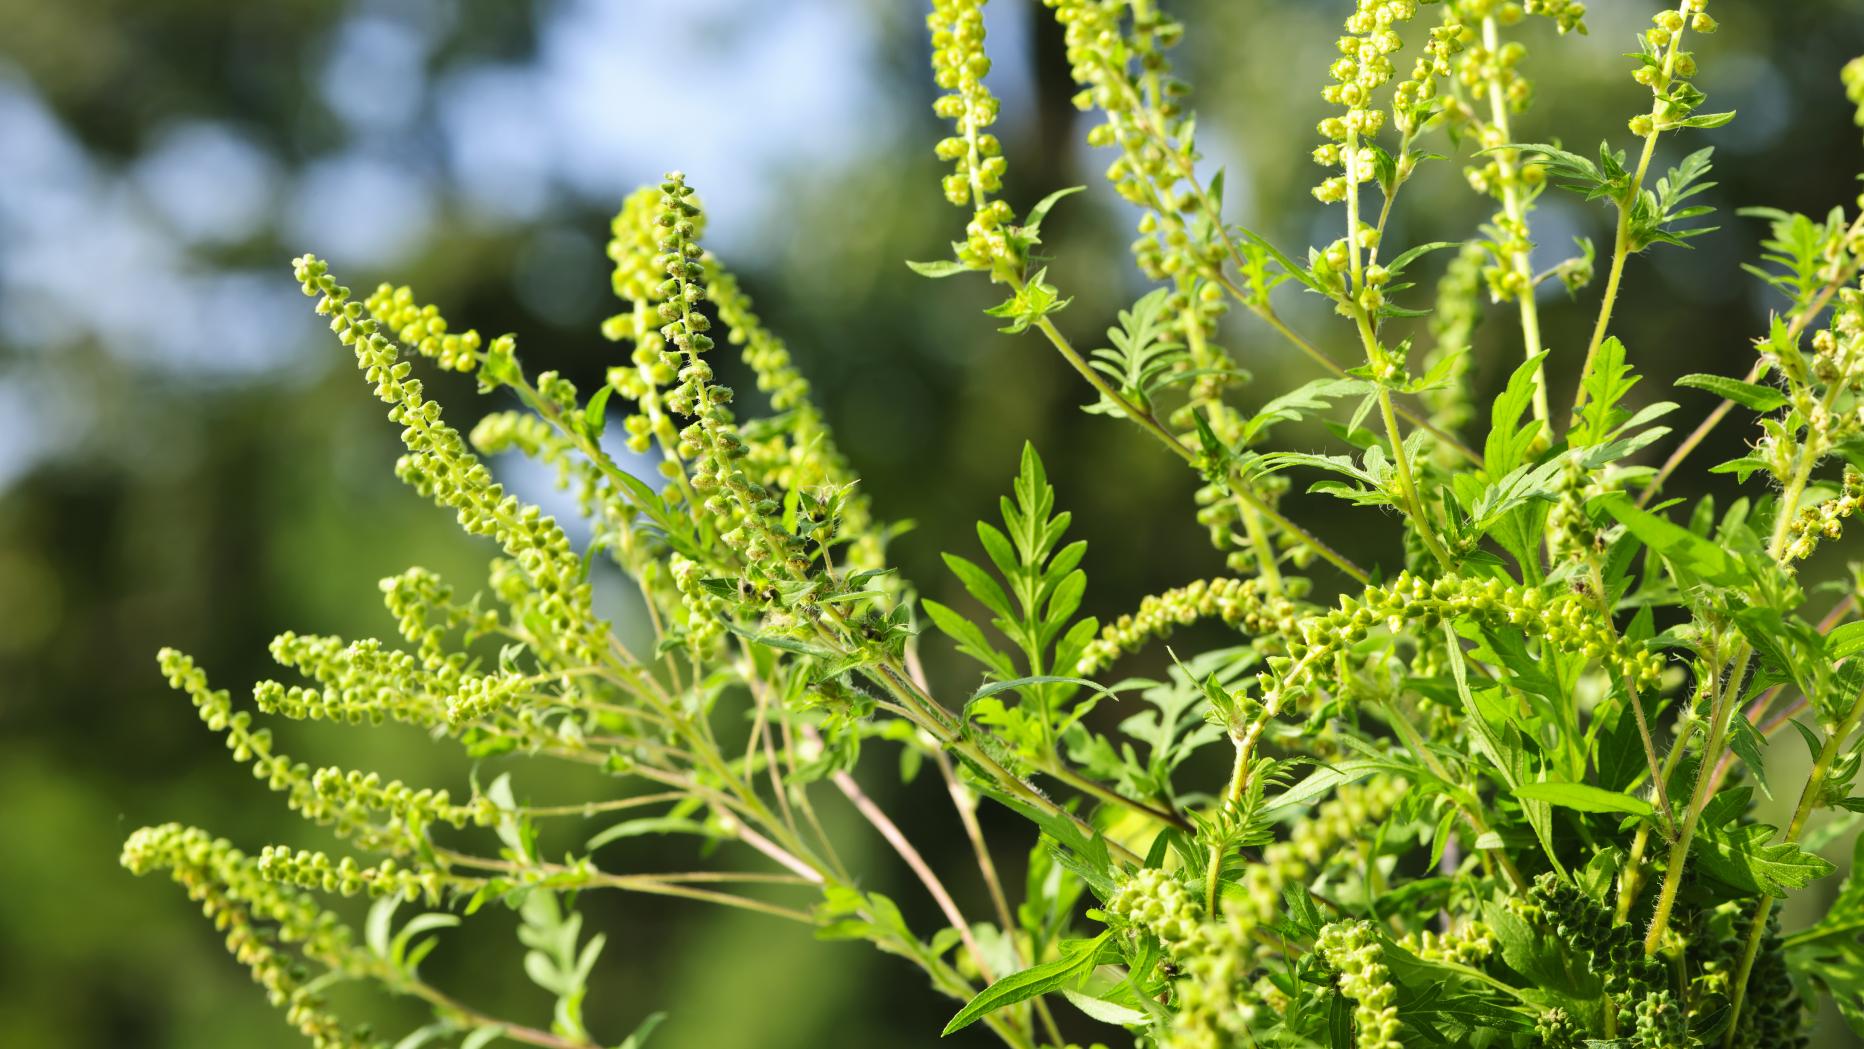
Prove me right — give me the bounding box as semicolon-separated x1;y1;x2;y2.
1480;14;1551;428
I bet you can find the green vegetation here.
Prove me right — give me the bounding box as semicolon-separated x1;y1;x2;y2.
118;2;1864;1047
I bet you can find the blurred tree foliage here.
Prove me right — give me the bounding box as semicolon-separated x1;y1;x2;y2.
2;1;1862;1046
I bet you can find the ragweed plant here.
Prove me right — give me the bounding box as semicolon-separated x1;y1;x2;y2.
127;3;1864;1048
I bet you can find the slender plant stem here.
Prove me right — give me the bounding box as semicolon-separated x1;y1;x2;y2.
911;651;1068;1049
1480;14;1551;428
1383;695;1528;893
1206;735;1252;914
1044;760;1192;832
402;979;599;1049
1643;642;1752;954
1643;383;1832;953
1724;684;1864;1038
1017;289;1371;583
1240;284;1481;463
1586;560;1675;836
1706;594;1857;795
1571;3;1689;424
1089;53;1483;467
592;874;820;924
828;756;996;984
1380;382;1453;568
521;791;689;818
1340;136;1452;568
1638;213;1864;507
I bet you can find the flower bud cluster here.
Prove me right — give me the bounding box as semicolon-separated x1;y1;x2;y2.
444;669;529;725
380;566;500;675
653;175;810;588
1108;866;1271;1049
258;847;449;903
1157;906;1261;1049
929;0;1013;268
1525;873;1663;1030
121;824;367;1048
363;283;483;373
1534;1007;1584;1049
1633;989;1687;1049
257;632;444;728
1046;1;1221;307
472;410;612;530
668;553;726;648
295;254;605;669
706;261;882;573
1721;912;1805;1049
603;186;691;467
1784;467;1864;562
1434;2;1563;304
1755;286;1864;511
1285;572;1663;703
607;185;686;307
1521;0;1586;33
1315;919;1402;1049
1041;1;1245;477
1421;241;1485;441
1542;457;1610;565
1106;866;1207;958
159;648;372;841
1240;777;1406;925
308;766;496;854
1630;3;1713;138
1399;919;1495;965
1311;0;1420;205
1076;576;1304;675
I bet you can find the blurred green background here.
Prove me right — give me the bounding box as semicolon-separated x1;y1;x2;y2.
3;0;1863;1046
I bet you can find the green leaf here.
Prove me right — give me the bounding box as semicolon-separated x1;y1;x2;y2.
1679;110;1736;129
1443;624;1514;789
942;553;1015;622
1383;240;1460;279
1693;823;1836;897
1597;493;1750;588
1675;373;1787;412
1631;147;1720;251
1786;837;1864;1033
723;624;836;659
616;1011;668;1049
1574;336;1637;448
391;1024;453;1049
1237;377;1371;447
907;259;972;278
1485;351;1548;477
1516;780;1653;817
582;384;614;438
1236;227;1325;294
1260;761;1385;823
922;598;1013;676
1023;186;1085;236
1059;988;1152;1027
941;933;1109;1035
586;817;719;851
1085;288;1188;418
985;268;1070;333
1504;141;1622;202
1830;621;1864;661
967;675;1129;706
